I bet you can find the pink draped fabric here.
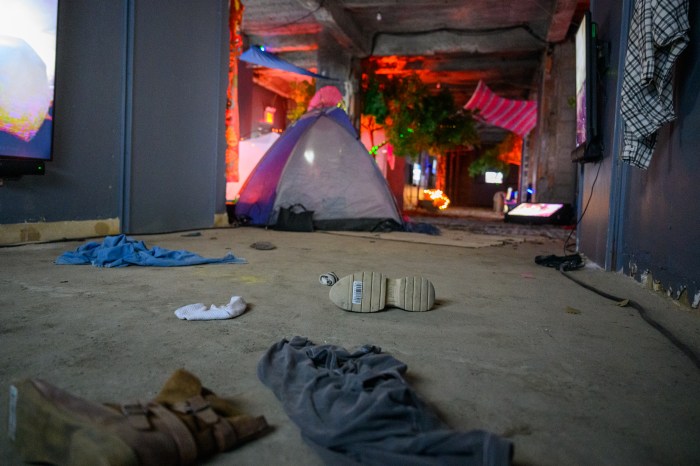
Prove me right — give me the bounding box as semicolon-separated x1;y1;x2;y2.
308;86;344;111
464;80;537;137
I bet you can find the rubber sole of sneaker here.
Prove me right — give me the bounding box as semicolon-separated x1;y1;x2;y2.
329;271;435;312
9;379;140;466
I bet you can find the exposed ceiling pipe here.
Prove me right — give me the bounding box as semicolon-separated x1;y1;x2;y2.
296;0;322;10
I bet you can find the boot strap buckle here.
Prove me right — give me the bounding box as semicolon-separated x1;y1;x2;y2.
120;402;151;430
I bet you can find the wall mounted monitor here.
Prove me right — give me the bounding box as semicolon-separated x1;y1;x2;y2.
572;11;602;163
0;0;59;176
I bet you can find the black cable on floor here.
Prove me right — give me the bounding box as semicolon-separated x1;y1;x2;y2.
564;161;602;254
559;266;700;372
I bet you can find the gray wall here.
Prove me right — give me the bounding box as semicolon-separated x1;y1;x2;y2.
618;0;700;302
582;0;700;305
578;0;624;269
0;0;229;234
127;0;228;233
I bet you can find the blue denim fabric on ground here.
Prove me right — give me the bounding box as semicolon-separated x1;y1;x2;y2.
55;234;246;267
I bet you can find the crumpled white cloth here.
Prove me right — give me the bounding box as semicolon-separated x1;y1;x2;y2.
175;296;247;320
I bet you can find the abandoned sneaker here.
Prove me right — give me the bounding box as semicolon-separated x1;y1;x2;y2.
329;271;435;312
319;272;339;286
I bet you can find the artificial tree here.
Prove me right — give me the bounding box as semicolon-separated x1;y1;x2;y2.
286;80;316;123
467;133;523;178
362;73;478;160
362;72;479;207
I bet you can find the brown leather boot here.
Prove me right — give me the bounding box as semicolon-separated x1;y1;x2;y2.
9;370;269;465
151;369;270;462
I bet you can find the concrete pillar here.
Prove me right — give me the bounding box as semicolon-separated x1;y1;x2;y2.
533;40;578;204
316;29;360;126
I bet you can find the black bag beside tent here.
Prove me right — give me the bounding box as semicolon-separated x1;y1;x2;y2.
274;204;314;232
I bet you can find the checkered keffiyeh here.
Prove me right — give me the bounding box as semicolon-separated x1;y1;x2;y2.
620;0;689;169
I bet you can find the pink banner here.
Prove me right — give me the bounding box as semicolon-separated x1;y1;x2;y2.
464;81;537;137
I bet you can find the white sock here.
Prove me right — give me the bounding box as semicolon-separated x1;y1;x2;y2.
175;296;247;320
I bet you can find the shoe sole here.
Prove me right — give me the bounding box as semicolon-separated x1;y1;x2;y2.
9;379;139;466
329;272;435;312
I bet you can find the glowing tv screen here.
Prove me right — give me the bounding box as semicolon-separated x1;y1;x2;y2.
575;13;588;148
572;10;602;163
0;0;58;162
507;203;564;217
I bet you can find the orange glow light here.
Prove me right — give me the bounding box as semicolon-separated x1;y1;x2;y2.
423;189;450;210
264;106;276;124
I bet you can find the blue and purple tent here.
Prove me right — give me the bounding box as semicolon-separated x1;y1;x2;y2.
235;107;402;231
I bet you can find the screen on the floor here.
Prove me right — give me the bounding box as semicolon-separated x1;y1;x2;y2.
508;203;564;217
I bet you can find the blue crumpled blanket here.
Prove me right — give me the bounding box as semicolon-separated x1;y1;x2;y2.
55;234;246;267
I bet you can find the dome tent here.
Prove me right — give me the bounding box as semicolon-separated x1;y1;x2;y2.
235;107;402;231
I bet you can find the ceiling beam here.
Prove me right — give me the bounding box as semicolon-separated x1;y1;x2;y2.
342;0;466;6
401;54;541;73
371;28;545;56
295;0;371;56
547;0;579;42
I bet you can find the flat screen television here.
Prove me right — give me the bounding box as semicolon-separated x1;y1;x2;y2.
505;202;574;225
0;0;59;178
571;11;602;163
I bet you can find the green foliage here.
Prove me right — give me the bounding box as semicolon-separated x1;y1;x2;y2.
468;132;524;178
467;147;510;178
362;73;479;159
363;77;388;125
286;80;316;123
